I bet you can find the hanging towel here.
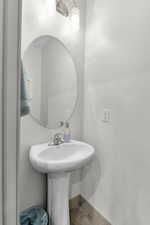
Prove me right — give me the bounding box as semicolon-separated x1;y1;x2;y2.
20;207;49;225
21;61;30;116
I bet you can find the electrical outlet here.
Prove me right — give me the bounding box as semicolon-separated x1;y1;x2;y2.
102;108;110;123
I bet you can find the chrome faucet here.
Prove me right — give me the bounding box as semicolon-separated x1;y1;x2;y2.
53;133;64;145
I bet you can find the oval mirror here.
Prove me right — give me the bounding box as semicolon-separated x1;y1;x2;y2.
23;35;77;129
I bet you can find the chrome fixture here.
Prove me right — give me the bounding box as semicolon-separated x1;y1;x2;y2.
56;0;69;17
56;0;79;17
53;133;64;145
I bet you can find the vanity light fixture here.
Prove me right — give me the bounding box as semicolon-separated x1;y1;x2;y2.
56;0;80;32
56;0;69;17
56;0;79;18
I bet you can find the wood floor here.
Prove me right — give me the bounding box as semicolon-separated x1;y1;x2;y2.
70;196;111;225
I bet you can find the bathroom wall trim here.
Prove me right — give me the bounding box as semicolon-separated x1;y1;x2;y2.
1;0;22;224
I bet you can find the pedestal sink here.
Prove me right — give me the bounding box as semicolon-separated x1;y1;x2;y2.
29;140;95;225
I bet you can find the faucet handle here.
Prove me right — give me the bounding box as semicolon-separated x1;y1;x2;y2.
53;133;64;145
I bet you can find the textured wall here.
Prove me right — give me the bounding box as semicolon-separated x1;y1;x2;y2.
19;0;85;212
81;0;150;225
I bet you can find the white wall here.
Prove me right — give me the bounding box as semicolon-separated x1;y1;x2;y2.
20;0;85;212
82;0;150;225
0;0;3;222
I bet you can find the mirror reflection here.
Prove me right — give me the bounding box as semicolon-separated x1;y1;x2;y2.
23;36;77;128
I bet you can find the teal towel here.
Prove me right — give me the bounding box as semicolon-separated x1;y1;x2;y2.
21;62;30;116
20;207;49;225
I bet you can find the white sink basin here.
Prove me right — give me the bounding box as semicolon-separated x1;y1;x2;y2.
30;140;94;173
29;140;95;225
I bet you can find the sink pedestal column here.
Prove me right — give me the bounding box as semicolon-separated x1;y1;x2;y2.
48;172;71;225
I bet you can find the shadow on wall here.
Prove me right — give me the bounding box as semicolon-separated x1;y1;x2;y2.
81;154;101;198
